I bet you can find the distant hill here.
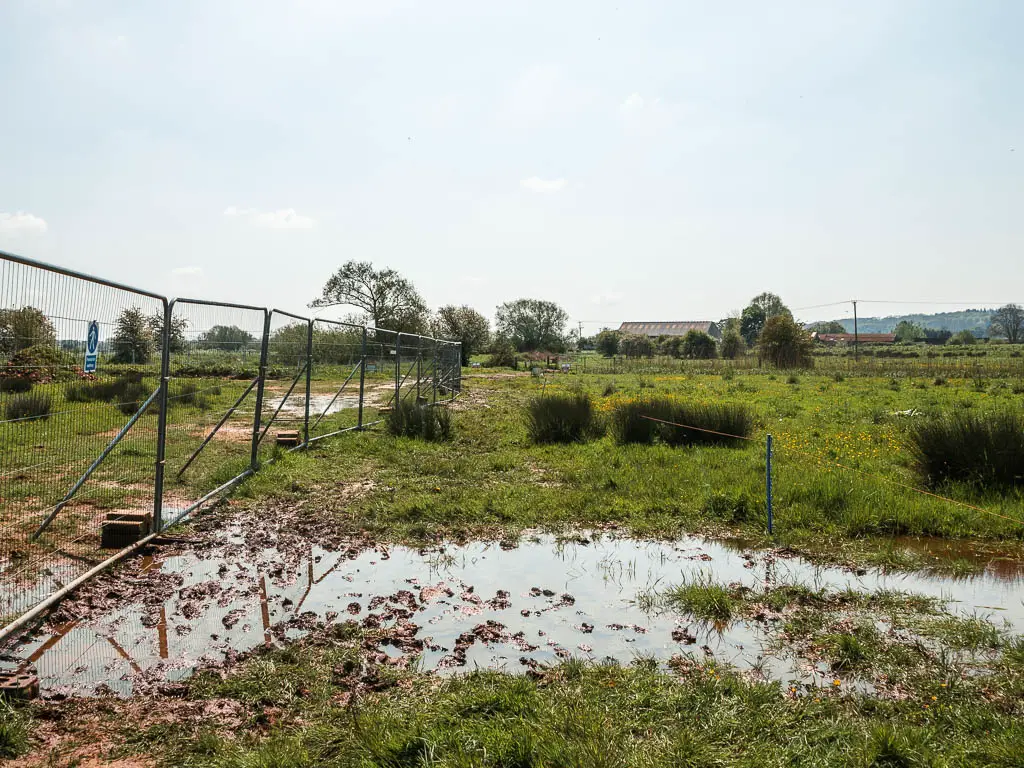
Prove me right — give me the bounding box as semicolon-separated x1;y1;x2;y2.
830;309;994;335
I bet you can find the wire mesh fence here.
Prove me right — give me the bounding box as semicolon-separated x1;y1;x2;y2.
0;249;461;630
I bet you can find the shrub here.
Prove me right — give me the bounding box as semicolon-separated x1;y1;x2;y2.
66;374;150;407
620;334;654;359
758;315;814;369
610;397;753;447
526;392;602;444
680;330;717;360
0;344;67;384
908;411;1024;489
485;339;518;369
386;399;454;441
948;330;978;346
786;374;800;385
602;381;617;397
0;376;33;394
172;381;211;409
934;377;946;387
4;392;51;422
720;328;744;360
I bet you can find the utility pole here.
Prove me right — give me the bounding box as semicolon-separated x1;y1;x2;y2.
852;300;859;363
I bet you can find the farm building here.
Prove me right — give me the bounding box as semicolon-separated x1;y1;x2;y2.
618;321;722;340
813;333;896;345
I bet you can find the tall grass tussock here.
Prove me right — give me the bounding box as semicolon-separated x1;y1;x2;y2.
386;399;453;441
909;410;1024;489
610;396;753;447
526;391;603;444
4;392;51;422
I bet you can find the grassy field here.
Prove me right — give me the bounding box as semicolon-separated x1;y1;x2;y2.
231;365;1024;573
6;360;1024;764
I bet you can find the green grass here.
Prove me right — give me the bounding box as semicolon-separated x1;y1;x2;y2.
525;390;603;444
0;700;29;760
908;410;1024;489
91;616;1024;768
660;575;736;622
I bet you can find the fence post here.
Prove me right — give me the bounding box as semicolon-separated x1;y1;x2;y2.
153;300;173;532
357;326;367;429
250;310;272;470
303;320;313;449
432;341;439;405
416;335;422;403
395;333;402;404
766;433;774;535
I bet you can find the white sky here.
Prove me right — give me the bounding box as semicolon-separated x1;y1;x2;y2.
1;1;1021;331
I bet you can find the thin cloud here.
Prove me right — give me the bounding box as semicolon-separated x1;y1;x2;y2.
520;177;567;193
223;206;315;229
591;291;623;306
0;212;48;234
620;93;645;113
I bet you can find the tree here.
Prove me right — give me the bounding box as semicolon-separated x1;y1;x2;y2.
494;299;568;352
658;335;684;358
948;330;977;345
619;333;654;358
808;320;846;334
112;307;154;364
269;323;309;366
198;325;257;351
740;292;791;346
595;330;620;357
893;320;925;343
434;305;490;365
989;303;1024;344
148;313;188;354
758;315;813;368
720;328;744;359
0;307;56;356
681;330;717;359
311;260;429;334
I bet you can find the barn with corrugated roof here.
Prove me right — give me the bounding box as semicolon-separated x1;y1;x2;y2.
617;321;722;340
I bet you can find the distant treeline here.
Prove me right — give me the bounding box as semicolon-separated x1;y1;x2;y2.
832;309;994;335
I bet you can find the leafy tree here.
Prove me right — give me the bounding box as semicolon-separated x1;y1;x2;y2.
147;313;188;354
989;303;1024;344
311;260;429;334
893;320;925;343
808;320;846;334
0;307;56;356
269;323;309;366
112;307;154;364
198;325;257;351
434;305;490;365
925;328;952;344
718;315;741;336
948;330;977;345
494;299;568;352
740;293;791;346
595;330;620;357
658;335;683;358
758;315;813;368
681;330;717;359
720;328;744;359
619;334;654;358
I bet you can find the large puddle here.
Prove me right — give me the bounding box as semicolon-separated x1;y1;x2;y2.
9;532;1024;697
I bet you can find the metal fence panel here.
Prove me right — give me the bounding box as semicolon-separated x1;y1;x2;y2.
159;299;268;528
257;310;312;461
0;252;165;620
307;319;364;445
0;249;463;636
